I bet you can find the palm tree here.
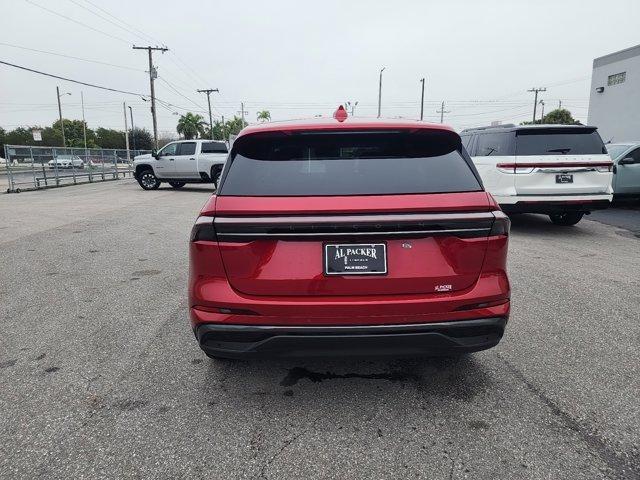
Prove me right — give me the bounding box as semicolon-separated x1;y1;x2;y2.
257;110;271;123
176;112;207;139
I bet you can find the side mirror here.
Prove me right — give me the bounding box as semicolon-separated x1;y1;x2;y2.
151;149;159;160
618;157;635;165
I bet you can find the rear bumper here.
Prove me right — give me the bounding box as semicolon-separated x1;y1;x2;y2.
195;316;507;359
497;196;611;214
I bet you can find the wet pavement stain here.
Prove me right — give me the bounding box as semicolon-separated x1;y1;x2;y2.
131;269;162;276
0;359;17;369
44;366;60;373
280;367;421;387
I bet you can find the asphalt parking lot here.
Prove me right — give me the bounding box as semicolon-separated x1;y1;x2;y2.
1;180;638;480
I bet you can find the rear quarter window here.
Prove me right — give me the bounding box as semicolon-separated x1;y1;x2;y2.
219;130;482;196
475;132;515;156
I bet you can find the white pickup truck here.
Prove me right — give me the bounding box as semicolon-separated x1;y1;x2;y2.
133;139;228;190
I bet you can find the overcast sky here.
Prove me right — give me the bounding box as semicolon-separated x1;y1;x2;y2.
2;0;638;136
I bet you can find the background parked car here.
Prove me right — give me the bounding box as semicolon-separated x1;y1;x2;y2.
607;142;640;198
48;155;85;169
460;124;613;226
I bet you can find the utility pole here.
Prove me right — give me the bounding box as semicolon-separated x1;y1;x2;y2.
197;88;219;139
128;106;136;152
377;67;385;118
539;100;545;123
133;45;168;149
527;87;546;122
558;100;562;110
238;102;248;128
80;91;87;152
56;86;70;148
221;115;225;141
123;102;130;161
419;77;425;121
436;101;450;124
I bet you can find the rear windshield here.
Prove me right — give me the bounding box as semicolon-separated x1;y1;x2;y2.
606;144;631;159
515;128;606;156
219;130;481;196
201;142;228;153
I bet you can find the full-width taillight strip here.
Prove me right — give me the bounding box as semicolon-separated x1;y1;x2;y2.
497;162;613;169
208;212;506;241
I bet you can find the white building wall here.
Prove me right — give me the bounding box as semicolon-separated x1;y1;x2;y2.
588;45;640;143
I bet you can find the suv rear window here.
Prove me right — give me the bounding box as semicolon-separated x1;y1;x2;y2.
219;130;481;196
515;128;606;156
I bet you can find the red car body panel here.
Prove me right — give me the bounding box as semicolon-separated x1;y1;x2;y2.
188;117;510;358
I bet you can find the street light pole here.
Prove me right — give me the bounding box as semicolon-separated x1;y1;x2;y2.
56;86;70;148
128;106;136;152
80;91;87;151
377;67;385;118
419;77;425;121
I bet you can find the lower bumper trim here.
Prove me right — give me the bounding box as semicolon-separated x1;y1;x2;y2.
501;199;610;214
196;317;507;359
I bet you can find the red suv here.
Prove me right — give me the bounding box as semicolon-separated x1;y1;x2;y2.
189;109;510;359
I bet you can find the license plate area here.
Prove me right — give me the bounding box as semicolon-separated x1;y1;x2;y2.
556;174;573;184
324;243;387;275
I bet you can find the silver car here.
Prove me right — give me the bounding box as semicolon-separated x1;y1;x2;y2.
48;155;85;169
607;143;640;198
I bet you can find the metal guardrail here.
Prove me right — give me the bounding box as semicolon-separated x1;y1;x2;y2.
3;145;151;193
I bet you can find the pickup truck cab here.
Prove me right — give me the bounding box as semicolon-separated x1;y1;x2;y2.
133;139;228;190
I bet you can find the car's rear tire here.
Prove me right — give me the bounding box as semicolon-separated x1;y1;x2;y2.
549;212;584;226
169;182;186;189
137;169;161;190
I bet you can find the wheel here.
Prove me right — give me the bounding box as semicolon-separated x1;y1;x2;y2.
137;169;161;190
549;212;584;226
169;182;186;189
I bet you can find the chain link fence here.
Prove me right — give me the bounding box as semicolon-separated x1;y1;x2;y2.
2;145;151;193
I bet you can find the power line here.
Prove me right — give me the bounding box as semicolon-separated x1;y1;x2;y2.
81;0;163;45
24;0;132;45
67;0;150;44
0;59;147;96
158;77;208;113
0;42;143;72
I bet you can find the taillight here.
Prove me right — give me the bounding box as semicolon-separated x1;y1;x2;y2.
496;163;533;174
489;211;510;236
190;216;217;242
496;163;515;174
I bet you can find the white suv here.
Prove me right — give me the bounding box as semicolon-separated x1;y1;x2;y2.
460;124;613;225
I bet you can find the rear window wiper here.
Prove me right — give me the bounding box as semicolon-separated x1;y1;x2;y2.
484;147;496;156
547;148;571;154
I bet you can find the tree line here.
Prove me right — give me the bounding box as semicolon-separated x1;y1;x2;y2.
1;110;270;154
0;119;155;152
